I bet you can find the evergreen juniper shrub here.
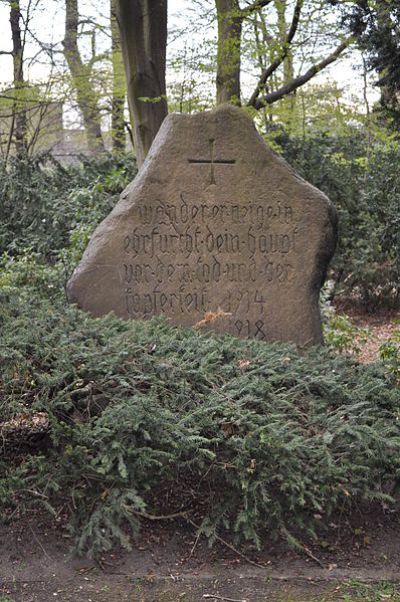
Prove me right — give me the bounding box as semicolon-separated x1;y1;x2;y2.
1;257;399;557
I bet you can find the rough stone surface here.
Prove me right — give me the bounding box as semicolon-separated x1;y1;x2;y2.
67;105;337;346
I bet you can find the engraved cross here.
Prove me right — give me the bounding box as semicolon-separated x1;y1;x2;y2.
188;138;235;185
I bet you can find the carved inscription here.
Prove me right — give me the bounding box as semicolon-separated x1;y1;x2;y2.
123;195;299;340
131;197;294;227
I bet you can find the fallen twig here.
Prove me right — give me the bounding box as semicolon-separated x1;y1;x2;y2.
189;526;201;558
128;508;189;521
302;544;325;569
23;488;49;499
280;525;325;569
188;519;265;570
203;594;248;602
28;523;51;560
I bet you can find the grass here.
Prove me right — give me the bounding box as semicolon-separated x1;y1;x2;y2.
341;580;400;602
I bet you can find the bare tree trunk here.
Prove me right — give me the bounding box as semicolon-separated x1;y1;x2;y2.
63;0;105;154
253;8;275;126
115;0;168;168
275;0;295;127
275;0;294;84
10;1;27;158
215;0;242;105
110;0;126;151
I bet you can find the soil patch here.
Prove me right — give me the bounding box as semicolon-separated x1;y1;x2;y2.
1;508;400;601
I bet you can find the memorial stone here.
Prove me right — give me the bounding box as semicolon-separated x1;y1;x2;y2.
67;105;337;346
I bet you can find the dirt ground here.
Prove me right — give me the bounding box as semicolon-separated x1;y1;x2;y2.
1;308;399;602
1;506;400;602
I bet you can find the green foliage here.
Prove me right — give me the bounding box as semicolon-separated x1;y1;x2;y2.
324;312;369;355
278;129;400;310
379;326;400;384
1;258;399;558
0;249;64;301
320;284;370;355
0;152;137;260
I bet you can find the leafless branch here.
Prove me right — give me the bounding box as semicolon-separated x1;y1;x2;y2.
242;0;274;15
26;72;56;155
187;518;266;570
128;508;190;521
78;17;111;37
24;25;60;63
251;37;353;109
203;595;247;601
86;51;110;71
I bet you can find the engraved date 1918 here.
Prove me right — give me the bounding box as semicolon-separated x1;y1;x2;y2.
234;319;266;339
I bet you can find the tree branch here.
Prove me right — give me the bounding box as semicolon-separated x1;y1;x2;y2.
242;0;274;15
0;50;13;55
86;51;110;72
24;25;58;62
78;18;109;34
251;37;353;109
248;0;303;107
0;93;44;104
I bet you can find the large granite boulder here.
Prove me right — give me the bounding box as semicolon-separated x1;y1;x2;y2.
67;105;337;346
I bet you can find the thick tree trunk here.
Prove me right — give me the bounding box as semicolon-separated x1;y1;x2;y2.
115;0;168;168
63;0;105;154
215;0;242;105
10;1;27;158
110;0;126;151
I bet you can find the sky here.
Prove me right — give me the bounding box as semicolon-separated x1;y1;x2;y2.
0;0;379;118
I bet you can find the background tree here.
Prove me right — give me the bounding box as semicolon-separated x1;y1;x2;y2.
115;0;168;168
9;0;28;157
110;0;126;151
0;0;28;159
0;0;62;160
215;0;243;104
63;0;105;153
336;0;400;130
0;0;361;163
214;0;352;109
112;0;353;162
